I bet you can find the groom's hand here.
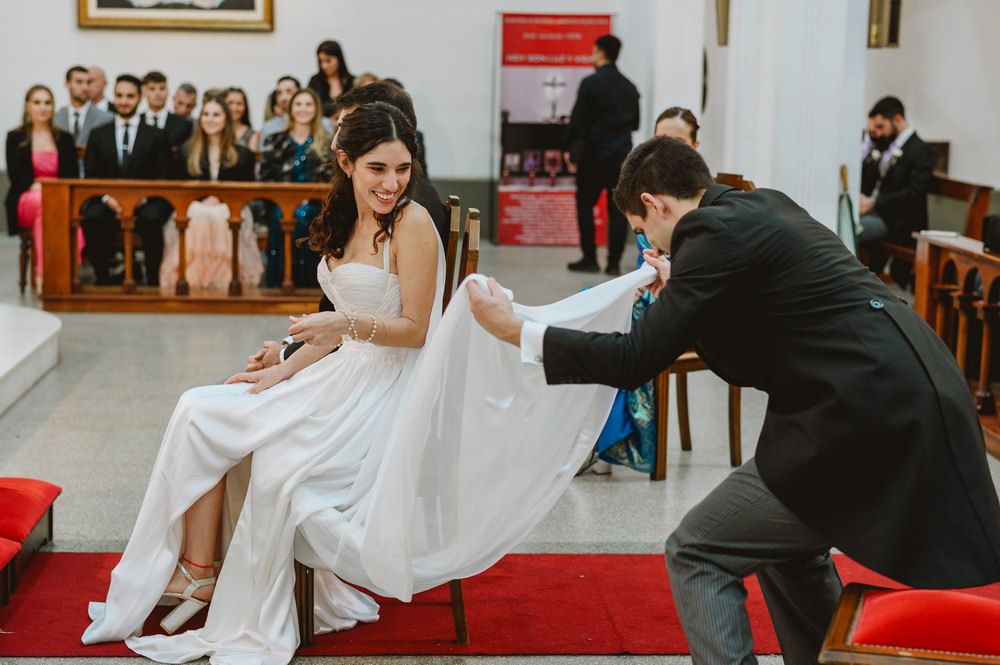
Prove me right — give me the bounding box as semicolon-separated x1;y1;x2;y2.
467;277;522;347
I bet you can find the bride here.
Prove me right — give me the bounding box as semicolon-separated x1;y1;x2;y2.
82;101;655;665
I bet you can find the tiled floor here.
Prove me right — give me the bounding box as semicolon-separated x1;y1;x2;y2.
0;235;996;665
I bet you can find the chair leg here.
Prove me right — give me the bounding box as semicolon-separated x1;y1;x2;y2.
294;560;315;647
676;372;693;451
18;231;31;295
728;385;742;467
448;579;469;644
652;370;670;480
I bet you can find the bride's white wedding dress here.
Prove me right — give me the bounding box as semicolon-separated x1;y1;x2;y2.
82;229;655;665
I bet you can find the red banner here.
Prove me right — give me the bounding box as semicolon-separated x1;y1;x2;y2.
502;14;612;67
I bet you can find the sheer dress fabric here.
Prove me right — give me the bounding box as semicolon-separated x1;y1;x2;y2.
82;225;654;664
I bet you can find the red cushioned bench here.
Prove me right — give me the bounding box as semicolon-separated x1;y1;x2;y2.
0;478;61;592
821;582;1000;665
0;537;20;607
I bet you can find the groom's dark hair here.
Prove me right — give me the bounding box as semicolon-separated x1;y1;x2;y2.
613;137;714;217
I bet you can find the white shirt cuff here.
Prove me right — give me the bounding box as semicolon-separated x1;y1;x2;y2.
280;336;294;362
520;321;548;366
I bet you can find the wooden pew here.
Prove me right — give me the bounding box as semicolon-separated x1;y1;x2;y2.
39;178;329;313
865;173;992;282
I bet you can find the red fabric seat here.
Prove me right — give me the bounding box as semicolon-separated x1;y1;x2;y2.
854;588;1000;656
0;537;20;568
0;478;62;542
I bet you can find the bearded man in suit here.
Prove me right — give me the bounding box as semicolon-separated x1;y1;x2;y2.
82;74;173;285
857;96;935;286
468;136;1000;665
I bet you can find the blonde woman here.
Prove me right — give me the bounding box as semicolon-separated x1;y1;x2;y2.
159;94;261;291
259;87;332;287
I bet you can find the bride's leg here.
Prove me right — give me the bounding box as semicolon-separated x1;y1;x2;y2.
165;476;225;601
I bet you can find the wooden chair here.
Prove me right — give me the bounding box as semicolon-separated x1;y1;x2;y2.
820;583;1000;665
649;174;749;481
18;228;35;295
294;196;481;649
861;173;993;285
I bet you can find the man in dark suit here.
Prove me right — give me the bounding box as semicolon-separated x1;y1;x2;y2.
140;71;193;151
858;96;935;286
468;137;1000;665
82;74;173;285
563;34;640;276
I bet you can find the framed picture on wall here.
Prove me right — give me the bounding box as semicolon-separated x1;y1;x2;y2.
78;0;274;32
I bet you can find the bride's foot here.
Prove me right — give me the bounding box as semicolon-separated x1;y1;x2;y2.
158;558;216;634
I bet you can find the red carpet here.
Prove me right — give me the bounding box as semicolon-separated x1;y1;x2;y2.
1;552;997;657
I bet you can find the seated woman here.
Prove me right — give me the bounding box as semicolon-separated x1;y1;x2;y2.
4;84;79;289
82;101;651;664
259;87;333;288
224;87;258;152
594;106;700;473
159;93;262;291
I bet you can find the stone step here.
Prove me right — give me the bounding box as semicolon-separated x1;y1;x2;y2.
0;304;60;417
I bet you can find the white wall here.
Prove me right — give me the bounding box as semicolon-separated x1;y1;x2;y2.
864;0;1000;187
0;0;655;178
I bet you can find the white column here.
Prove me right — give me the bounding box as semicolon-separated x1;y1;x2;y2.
720;0;868;228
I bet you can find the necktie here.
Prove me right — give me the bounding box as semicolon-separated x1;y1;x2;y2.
72;111;81;143
120;124;131;168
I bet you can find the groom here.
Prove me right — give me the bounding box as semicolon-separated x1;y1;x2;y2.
468;136;1000;665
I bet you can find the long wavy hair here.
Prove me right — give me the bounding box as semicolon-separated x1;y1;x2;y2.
283;88;330;160
308;101;421;259
18;85;61;147
184;94;239;178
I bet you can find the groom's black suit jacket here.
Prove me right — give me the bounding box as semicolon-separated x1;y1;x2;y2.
542;185;1000;589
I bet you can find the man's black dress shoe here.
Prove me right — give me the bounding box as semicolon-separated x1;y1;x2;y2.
604;263;621;276
568;258;600;273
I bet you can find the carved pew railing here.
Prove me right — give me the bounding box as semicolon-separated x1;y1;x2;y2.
914;232;1000;459
40;178;327;313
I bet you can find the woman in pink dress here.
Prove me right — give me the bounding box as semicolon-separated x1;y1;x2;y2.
4;85;79;288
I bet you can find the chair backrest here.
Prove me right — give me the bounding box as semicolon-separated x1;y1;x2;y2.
926;173;993;239
457;209;481;285
715;172;756;192
442;195;461;310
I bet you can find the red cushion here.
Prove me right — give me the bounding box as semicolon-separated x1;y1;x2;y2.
853;588;1000;656
0;537;20;567
0;478;62;542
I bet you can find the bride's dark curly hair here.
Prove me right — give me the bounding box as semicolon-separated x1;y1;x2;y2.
308;101;422;258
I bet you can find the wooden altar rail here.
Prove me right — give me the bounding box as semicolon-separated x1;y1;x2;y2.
914;232;1000;459
39;178;328;313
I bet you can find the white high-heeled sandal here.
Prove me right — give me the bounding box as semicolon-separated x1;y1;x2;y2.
158;560;216;634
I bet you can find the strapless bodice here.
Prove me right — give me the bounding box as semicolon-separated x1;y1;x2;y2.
317;261;402;319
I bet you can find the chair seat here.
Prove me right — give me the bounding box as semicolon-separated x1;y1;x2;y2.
821;583;1000;665
0;478;62;541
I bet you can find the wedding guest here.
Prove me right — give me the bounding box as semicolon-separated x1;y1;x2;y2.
172;83;198;119
140;71;193;150
258;75;300;145
55;65;113;150
259;87;333;287
88;65;110;112
224;86;258;150
81;74;173;285
159;93;261;291
4;85;79;280
307;39;355;118
353;72;379;88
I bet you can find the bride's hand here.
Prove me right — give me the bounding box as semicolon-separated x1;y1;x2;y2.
642;250;671;298
225;364;292;394
288;311;347;347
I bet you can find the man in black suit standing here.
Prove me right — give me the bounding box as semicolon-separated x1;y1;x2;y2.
140;71;193;151
82;74;173;285
468;137;1000;665
563;34;640;276
857;96;935;286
